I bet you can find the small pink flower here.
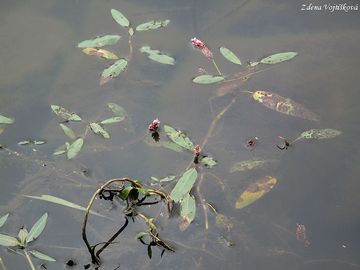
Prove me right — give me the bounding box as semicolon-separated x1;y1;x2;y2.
201;47;213;59
193;144;201;155
191;37;205;49
148;118;160;132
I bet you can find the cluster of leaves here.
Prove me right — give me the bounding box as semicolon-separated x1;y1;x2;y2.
78;9;174;85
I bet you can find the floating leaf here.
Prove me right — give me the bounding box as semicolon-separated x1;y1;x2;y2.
53;143;68;155
77;35;121;48
111;9;130;28
0;115;14;124
199;156;217;168
140;46;175;65
23;195;104;217
252;91;320;121
220;47;241;65
50;105;82;121
26;213;48;244
107;103;128;118
193;75;225;84
296;128;342;141
259;52;298;64
135;20;170;31
235;176;277;209
18;228;28;246
0;214;9;228
59;124;76;140
18;140;31;145
144;137;184;153
164;125;194;151
33;140;46;145
82;48;118;60
150;175;176;183
230;159;275;173
100;116;125;125
170;168;198;202
180;194;196;224
100;59;128;85
67;138;84;159
0;234;20;247
90;123;110;139
30;250;56;262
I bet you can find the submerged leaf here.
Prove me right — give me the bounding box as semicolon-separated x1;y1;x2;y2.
0;214;9;228
199;156;217;168
107;103;128;118
100;116;125;125
170;168;198;202
151;175;176;183
53;143;68;156
180;194;196;224
26;213;48;244
193;75;225;84
297;128;342;141
0;115;14;124
135;20;170;31
220;47;241;65
164;125;194;150
0;234;20;247
50;105;82;121
77;35;120;48
252;91;320;121
111;9;130;28
235;176;277;209
230;159;275;173
29;250;56;262
140;46;175;65
259;52;298;64
215;214;233;230
59;124;76;140
82;48;118;60
67;138;84;159
144;137;184;152
90;123;110;139
100;59;128;85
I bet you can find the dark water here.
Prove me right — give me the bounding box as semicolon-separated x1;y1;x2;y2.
1;0;360;269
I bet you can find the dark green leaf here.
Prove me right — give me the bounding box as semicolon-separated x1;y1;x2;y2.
111;9;130;28
100;116;125;125
0;213;9;228
119;187;133;200
219;47;241;65
0;115;14;124
135;20;170;31
170;168;198;202
199;156;217;168
163;125;194;150
259;52;298;64
29;250;56;262
90;123;110;139
50;105;82;121
100;59;128;85
193;75;225;84
59;124;76;140
180;194;196;223
77;35;121;48
26;213;48;244
0;234;20;247
139;46;175;65
67;138;84;159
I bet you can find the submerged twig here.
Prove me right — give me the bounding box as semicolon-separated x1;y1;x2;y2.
24;250;35;270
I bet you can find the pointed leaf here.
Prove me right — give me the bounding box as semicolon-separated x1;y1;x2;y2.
180;194;196;223
100;59;128;85
90;123;110;139
220;47;241;65
164;125;194;150
298;128;342;140
135;20;170;31
170;168;198;202
199;156;217;168
193;75;224;84
0;214;9;228
100;116;125;125
18;140;31;145
252;91;320;121
50;105;82;121
33;140;46;145
259;52;298;64
150;175;176;183
140;46;175;65
0;115;14;124
77;35;121;48
235;176;277;209
0;234;20;247
111;9;130;28
53;143;68;155
82;48;118;60
67;138;84;159
29;250;56;262
230;159;276;173
59;124;76;140
107;103;128;118
26;213;48;244
18;228;28;246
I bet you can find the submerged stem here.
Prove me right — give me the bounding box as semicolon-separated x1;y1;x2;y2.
0;257;6;270
24;250;35;270
212;59;222;75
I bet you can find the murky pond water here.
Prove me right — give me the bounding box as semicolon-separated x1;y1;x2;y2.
1;0;360;269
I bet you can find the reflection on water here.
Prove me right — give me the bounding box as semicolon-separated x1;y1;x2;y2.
1;0;360;269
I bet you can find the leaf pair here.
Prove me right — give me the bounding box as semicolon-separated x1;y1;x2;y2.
54;138;84;160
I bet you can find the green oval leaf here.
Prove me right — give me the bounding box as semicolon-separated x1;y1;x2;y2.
170;168;198;202
67;138;84;160
111;9;130;28
144;137;184;153
0;234;20;247
90;123;110;139
140;46;175;65
193;75;225;84
59;124;76;140
259;52;298;64
0;114;14;124
18;228;28;246
26;213;48;244
77;35;121;48
135;20;170;31
180;193;196;223
0;213;9;228
50;105;82;121
82;48;118;60
220;47;241;65
163;125;194;150
100;116;125;125
100;59;128;85
29;250;56;262
199;156;217;168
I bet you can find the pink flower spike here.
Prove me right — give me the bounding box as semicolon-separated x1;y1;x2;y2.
201;46;213;59
193;144;201;155
148;118;160;132
191;37;205;49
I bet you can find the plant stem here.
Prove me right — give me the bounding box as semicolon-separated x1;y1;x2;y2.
0;257;6;270
24;250;35;270
212;59;222;75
